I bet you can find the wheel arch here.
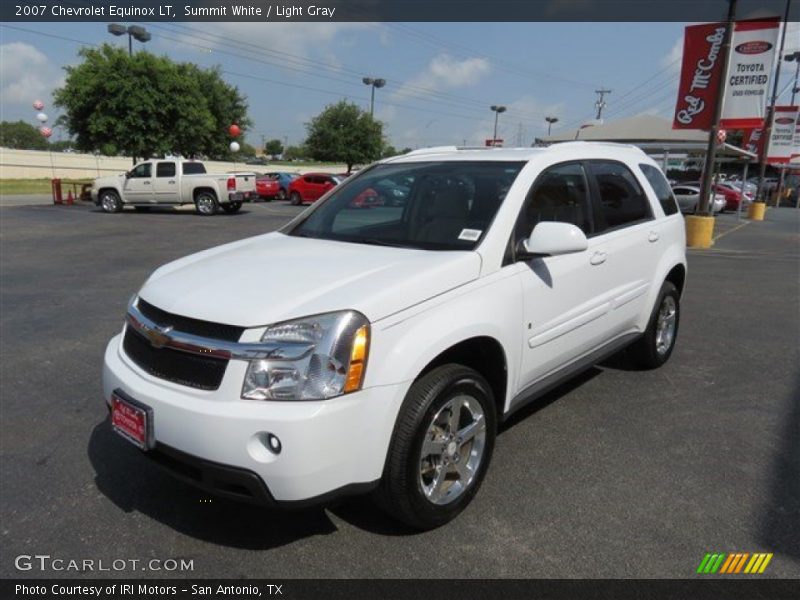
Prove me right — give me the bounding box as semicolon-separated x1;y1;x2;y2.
193;186;218;201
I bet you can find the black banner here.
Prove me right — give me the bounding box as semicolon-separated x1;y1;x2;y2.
2;579;800;600
2;0;800;22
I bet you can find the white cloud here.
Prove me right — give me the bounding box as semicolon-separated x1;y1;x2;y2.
663;37;683;74
0;42;63;107
395;54;490;99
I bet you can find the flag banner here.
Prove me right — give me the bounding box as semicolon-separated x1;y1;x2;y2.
744;126;766;157
673;22;727;130
719;18;781;130
766;105;800;164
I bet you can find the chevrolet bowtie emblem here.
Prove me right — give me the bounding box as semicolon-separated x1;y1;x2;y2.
143;323;173;349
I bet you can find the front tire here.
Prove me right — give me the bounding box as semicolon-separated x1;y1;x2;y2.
630;281;680;369
290;191;302;206
194;191;219;216
99;190;123;213
221;201;242;214
277;188;287;201
374;364;496;530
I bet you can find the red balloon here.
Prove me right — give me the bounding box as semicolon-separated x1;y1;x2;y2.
39;126;52;138
229;124;241;137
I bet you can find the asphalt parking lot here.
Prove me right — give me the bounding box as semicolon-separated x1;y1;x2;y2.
0;200;798;579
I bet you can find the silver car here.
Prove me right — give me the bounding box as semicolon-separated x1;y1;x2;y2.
671;185;726;214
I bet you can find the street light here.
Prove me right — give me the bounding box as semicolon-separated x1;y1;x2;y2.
490;105;506;143
545;116;559;136
362;77;386;117
108;24;151;56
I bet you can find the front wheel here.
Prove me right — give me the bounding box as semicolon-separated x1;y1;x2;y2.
221;201;242;214
289;191;302;206
194;191;219;216
99;190;123;213
630;281;680;369
374;364;496;530
277;188;287;201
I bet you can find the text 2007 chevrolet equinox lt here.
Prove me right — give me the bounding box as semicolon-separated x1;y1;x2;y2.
103;143;686;529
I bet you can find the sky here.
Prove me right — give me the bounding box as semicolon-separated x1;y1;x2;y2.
1;20;798;150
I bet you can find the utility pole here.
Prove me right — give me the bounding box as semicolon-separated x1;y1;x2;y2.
697;0;738;216
754;0;791;206
594;88;612;119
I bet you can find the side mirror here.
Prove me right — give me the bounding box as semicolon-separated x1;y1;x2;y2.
124;171;131;179
518;222;588;260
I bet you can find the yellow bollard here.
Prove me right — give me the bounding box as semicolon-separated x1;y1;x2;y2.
747;202;766;221
685;215;715;248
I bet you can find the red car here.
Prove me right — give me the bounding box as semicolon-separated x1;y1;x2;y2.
713;183;749;212
255;176;280;201
287;173;342;205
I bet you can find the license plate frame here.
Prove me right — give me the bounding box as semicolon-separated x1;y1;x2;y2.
111;389;154;451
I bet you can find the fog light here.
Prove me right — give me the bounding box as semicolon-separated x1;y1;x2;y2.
267;433;282;454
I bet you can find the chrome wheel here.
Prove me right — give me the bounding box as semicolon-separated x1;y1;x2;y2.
195;193;217;215
419;395;486;506
101;192;120;213
655;295;677;355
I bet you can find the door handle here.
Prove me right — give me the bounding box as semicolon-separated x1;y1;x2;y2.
143;181;151;185
648;231;660;243
590;251;607;266
168;180;176;184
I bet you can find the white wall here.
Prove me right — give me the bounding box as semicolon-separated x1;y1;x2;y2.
0;148;344;179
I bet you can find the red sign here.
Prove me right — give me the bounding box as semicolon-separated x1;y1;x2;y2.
111;394;149;449
485;139;503;147
744;127;765;157
673;22;727;130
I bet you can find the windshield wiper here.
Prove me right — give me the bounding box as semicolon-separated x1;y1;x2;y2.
346;237;410;248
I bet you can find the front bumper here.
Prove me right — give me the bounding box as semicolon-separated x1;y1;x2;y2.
103;333;408;503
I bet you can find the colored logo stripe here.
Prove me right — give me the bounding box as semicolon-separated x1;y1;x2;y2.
697;552;773;574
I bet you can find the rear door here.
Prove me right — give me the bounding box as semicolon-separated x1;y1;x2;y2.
153;161;179;204
121;162;153;203
584;159;660;337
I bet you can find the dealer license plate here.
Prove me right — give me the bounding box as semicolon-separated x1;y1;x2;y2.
111;391;153;450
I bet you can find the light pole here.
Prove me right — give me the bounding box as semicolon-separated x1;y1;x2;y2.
545;116;559;136
490;105;506;144
362;77;386;117
107;24;151;56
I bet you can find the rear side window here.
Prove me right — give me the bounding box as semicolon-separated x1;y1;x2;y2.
182;162;206;175
588;161;652;231
640;163;678;216
517;163;592;241
156;162;176;178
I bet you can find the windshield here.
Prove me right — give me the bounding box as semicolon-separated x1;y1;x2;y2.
288;161;524;250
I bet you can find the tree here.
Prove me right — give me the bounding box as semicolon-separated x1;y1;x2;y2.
264;138;284;157
304;101;383;172
382;144;399;158
0;121;49;150
283;145;308;161
53;44;250;160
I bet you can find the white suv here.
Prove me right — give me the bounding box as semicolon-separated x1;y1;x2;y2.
103;143;686;529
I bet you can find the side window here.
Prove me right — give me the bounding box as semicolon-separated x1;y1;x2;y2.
517;163;592;242
129;163;152;178
588;161;652;232
156;162;176;178
640;163;678;216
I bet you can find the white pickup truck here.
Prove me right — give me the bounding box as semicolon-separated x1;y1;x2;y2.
91;159;257;215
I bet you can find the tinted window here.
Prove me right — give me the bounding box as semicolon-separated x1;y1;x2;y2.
289;161;523;251
156;162;176;178
672;187;695;196
589;161;652;231
640;163;678;216
517;163;592;242
182;162;206;175
129;163;151;178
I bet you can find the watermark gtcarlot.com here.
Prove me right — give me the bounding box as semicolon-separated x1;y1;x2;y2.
15;555;194;573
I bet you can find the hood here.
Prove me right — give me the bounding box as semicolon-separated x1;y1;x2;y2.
94;173;126;186
138;232;482;327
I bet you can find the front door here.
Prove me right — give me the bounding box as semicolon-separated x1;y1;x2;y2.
122;162;154;203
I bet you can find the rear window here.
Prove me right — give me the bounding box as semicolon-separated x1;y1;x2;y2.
182;162;206;175
640;163;678;216
156;162;176;178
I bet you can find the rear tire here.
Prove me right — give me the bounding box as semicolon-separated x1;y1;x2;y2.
630;281;680;369
374;364;496;530
277;188;287;201
290;191;302;206
221;201;242;214
99;190;123;213
194;191;219;216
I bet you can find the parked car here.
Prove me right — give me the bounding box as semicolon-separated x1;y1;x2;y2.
255;175;281;201
713;182;750;212
671;184;725;214
103;143;686;530
263;172;299;201
91;160;256;216
287;173;343;205
246;157;269;166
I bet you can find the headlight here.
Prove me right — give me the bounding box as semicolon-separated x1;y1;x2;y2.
242;311;369;401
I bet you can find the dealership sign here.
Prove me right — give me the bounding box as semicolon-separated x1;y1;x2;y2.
766;106;799;164
719;19;781;130
673;19;780;131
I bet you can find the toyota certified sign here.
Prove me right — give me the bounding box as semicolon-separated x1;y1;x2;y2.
734;41;773;54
